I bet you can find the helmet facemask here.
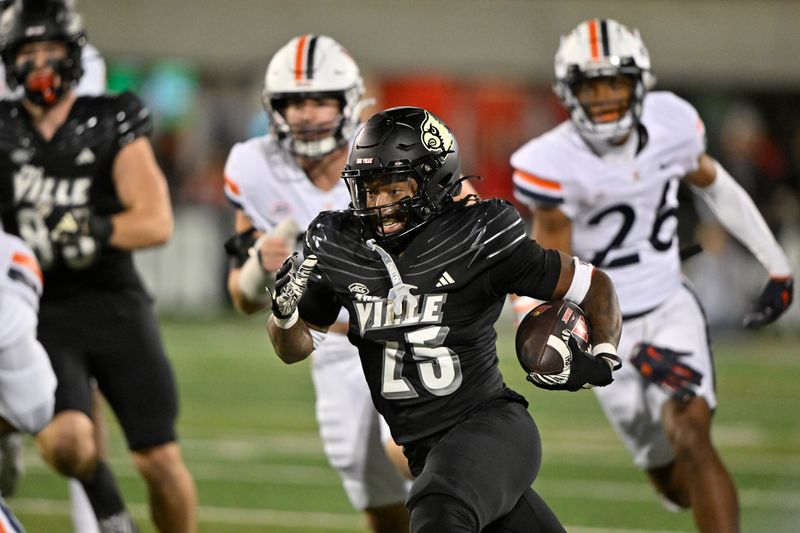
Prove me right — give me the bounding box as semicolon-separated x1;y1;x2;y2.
13;42;81;107
266;91;349;159
559;65;643;146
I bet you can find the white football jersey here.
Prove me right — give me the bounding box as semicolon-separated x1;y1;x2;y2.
0;43;106;99
0;231;42;312
511;92;706;315
223;134;352;236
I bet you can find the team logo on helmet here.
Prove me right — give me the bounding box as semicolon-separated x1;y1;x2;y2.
421;111;453;155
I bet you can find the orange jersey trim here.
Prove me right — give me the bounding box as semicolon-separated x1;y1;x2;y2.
224;175;241;196
11;251;42;284
514;169;563;192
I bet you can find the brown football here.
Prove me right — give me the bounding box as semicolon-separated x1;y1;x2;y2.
515;300;591;376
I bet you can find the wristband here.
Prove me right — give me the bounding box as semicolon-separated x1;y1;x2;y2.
592;342;621;370
88;215;113;245
272;309;299;329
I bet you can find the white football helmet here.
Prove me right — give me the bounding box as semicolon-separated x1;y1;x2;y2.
262;34;366;159
554;19;656;145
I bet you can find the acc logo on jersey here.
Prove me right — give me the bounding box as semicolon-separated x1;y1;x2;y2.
348;282;369;295
421;111;453;155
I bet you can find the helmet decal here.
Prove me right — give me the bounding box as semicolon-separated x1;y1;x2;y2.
421;110;453;154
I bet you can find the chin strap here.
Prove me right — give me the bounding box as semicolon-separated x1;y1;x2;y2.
366;238;418;315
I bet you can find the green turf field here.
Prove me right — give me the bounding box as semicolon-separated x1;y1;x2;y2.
11;312;800;532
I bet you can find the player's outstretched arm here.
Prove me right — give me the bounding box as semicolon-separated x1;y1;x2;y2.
266;254;320;364
686;154;794;327
109;137;173;249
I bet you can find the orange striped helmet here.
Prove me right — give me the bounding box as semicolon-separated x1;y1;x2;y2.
262;35;366;159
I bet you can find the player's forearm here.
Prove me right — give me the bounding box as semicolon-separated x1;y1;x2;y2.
267;316;314;364
581;269;622;348
692;160;791;277
108;206;173;250
227;269;269;315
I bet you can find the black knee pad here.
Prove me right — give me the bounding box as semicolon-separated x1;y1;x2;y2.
410;493;478;533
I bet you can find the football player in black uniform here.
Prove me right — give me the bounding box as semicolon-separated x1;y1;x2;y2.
0;1;196;532
266;106;623;532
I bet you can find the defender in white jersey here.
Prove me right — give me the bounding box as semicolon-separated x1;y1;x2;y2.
0;231;55;530
0;4;103;530
0;231;54;437
223;35;411;532
511;19;794;533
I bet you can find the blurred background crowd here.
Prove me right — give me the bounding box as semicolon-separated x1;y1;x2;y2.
73;0;800;331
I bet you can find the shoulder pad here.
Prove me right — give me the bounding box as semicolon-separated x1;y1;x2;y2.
112;91;153;148
303;210;357;256
462;199;527;265
510;123;575;206
643;91;704;139
416;199;527;274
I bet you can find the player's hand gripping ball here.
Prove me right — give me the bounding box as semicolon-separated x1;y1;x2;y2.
515;300;615;391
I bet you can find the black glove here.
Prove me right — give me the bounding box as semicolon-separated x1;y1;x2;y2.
631;343;702;402
743;276;794;328
268;253;318;321
527;331;615;392
223;227;258;267
49;208;112;270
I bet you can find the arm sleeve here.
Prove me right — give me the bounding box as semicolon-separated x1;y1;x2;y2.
692;161;791;276
487;239;561;300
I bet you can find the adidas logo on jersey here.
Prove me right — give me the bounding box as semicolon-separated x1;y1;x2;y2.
436;271;455;287
76;147;95;165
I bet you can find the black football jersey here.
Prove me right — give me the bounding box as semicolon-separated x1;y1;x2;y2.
300;199;561;444
0;92;153;300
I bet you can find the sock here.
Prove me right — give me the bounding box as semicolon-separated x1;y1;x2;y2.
70;477;100;533
79;460;127;520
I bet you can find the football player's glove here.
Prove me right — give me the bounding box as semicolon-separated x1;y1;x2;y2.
742;276;794;328
223;227;258;267
48;208;112;270
631;343;702;402
527;329;615;391
268;253;317;326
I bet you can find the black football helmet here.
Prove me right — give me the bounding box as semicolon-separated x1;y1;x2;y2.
342;106;462;246
0;0;86;106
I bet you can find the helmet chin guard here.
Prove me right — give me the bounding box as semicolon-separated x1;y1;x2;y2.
262;34;367;159
553;19;656;145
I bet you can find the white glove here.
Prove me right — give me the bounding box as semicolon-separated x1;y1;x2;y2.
269;254;318;328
